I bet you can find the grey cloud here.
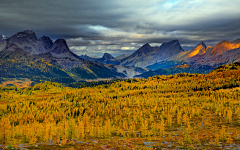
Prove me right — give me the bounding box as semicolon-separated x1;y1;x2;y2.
70;45;136;57
0;0;240;57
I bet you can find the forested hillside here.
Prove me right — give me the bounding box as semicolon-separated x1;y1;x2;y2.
1;63;240;149
135;63;214;78
0;58;75;84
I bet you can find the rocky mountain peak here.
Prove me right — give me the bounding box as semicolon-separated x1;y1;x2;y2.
197;42;206;49
134;43;153;55
15;30;37;39
211;40;240;56
39;36;53;49
206;45;212;50
8;30;38;45
159;39;183;56
49;39;70;54
161;39;181;47
54;39;67;45
186;42;206;58
48;38;82;61
231;39;240;44
6;30;40;53
23;30;35;34
102;53;114;60
142;43;151;48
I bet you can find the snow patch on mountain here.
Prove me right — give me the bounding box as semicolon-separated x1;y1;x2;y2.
0;35;8;42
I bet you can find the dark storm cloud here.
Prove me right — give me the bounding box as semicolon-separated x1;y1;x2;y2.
0;0;121;38
0;0;240;56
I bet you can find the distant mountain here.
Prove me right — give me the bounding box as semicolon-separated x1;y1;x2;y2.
115;54;129;59
120;43;155;67
79;53;121;65
120;40;184;68
79;54;98;61
102;53;114;60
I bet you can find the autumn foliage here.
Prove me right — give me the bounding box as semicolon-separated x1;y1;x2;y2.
1;63;240;148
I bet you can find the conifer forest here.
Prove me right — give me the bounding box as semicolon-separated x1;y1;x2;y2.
1;63;240;149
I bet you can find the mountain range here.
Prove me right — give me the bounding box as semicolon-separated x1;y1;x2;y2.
0;30;148;84
82;38;240;74
0;30;240;84
120;39;240;69
134;39;240;78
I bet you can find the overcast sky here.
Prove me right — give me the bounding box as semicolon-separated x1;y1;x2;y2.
0;0;240;57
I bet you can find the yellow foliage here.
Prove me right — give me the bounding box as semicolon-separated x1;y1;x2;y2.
0;69;240;148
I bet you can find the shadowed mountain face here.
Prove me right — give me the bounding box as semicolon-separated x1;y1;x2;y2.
158;40;183;56
39;36;53;50
50;39;69;54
